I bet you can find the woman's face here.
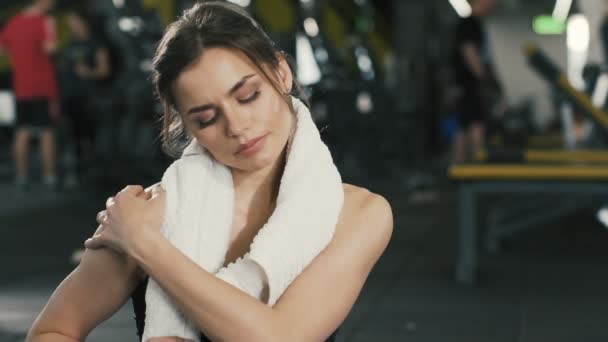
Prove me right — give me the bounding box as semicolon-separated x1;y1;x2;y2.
172;47;293;173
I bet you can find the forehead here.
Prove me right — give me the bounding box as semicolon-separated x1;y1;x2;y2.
174;47;260;96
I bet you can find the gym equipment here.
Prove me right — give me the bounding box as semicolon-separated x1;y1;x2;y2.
476;149;608;163
449;45;608;284
450;162;608;284
294;0;397;179
525;44;608;146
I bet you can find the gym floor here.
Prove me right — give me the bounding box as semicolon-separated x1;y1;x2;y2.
1;164;607;342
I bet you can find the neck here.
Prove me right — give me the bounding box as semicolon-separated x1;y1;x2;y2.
232;146;287;211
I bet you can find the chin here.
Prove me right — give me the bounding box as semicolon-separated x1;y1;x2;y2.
248;153;276;170
236;148;281;173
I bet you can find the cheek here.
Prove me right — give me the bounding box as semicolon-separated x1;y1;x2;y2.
258;91;281;118
262;94;289;129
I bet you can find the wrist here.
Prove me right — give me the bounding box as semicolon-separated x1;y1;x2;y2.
130;229;164;266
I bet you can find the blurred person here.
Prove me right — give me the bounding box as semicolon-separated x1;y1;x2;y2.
451;0;504;162
26;2;392;342
59;10;111;186
0;0;59;190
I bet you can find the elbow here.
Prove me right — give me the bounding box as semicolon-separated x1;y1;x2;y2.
374;194;393;234
368;194;394;254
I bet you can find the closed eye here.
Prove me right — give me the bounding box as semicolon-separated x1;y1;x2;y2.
195;90;260;129
196;111;218;129
238;91;260;104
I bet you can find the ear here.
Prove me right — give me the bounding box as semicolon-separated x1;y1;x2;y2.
276;53;293;94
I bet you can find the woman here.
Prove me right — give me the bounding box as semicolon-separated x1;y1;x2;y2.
26;2;392;341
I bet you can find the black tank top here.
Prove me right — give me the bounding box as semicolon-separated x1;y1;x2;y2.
132;278;339;341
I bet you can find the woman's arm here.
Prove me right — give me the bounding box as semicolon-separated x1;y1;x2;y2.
26;229;140;341
130;189;392;342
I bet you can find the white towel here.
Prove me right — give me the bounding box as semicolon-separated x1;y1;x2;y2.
142;97;344;341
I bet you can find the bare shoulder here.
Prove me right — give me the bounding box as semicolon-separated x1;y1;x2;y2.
337;184;393;253
341;183;393;224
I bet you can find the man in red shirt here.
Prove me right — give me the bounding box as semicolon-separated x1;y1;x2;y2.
0;0;59;190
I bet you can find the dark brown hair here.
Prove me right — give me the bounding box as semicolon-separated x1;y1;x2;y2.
152;1;306;157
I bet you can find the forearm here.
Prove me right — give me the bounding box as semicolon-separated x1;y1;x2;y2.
132;233;285;342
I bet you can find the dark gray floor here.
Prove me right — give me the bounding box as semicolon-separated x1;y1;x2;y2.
1;174;608;342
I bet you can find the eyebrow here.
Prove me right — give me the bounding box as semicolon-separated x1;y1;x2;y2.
186;74;256;115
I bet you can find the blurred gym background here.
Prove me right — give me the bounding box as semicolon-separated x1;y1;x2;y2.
1;0;608;341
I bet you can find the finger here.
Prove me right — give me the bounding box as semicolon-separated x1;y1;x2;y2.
96;211;107;225
138;189;152;200
143;183;161;200
92;224;104;236
150;185;165;199
84;235;104;249
145;182;161;194
120;184;144;196
106;196;115;208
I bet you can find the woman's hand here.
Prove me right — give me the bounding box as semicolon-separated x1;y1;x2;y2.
85;184;166;256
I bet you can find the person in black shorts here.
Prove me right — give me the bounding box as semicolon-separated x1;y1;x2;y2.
0;0;60;191
451;0;502;162
59;9;111;185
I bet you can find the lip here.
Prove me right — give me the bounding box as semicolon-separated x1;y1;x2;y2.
235;134;268;157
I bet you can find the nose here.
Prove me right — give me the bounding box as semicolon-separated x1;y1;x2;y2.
224;106;251;138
